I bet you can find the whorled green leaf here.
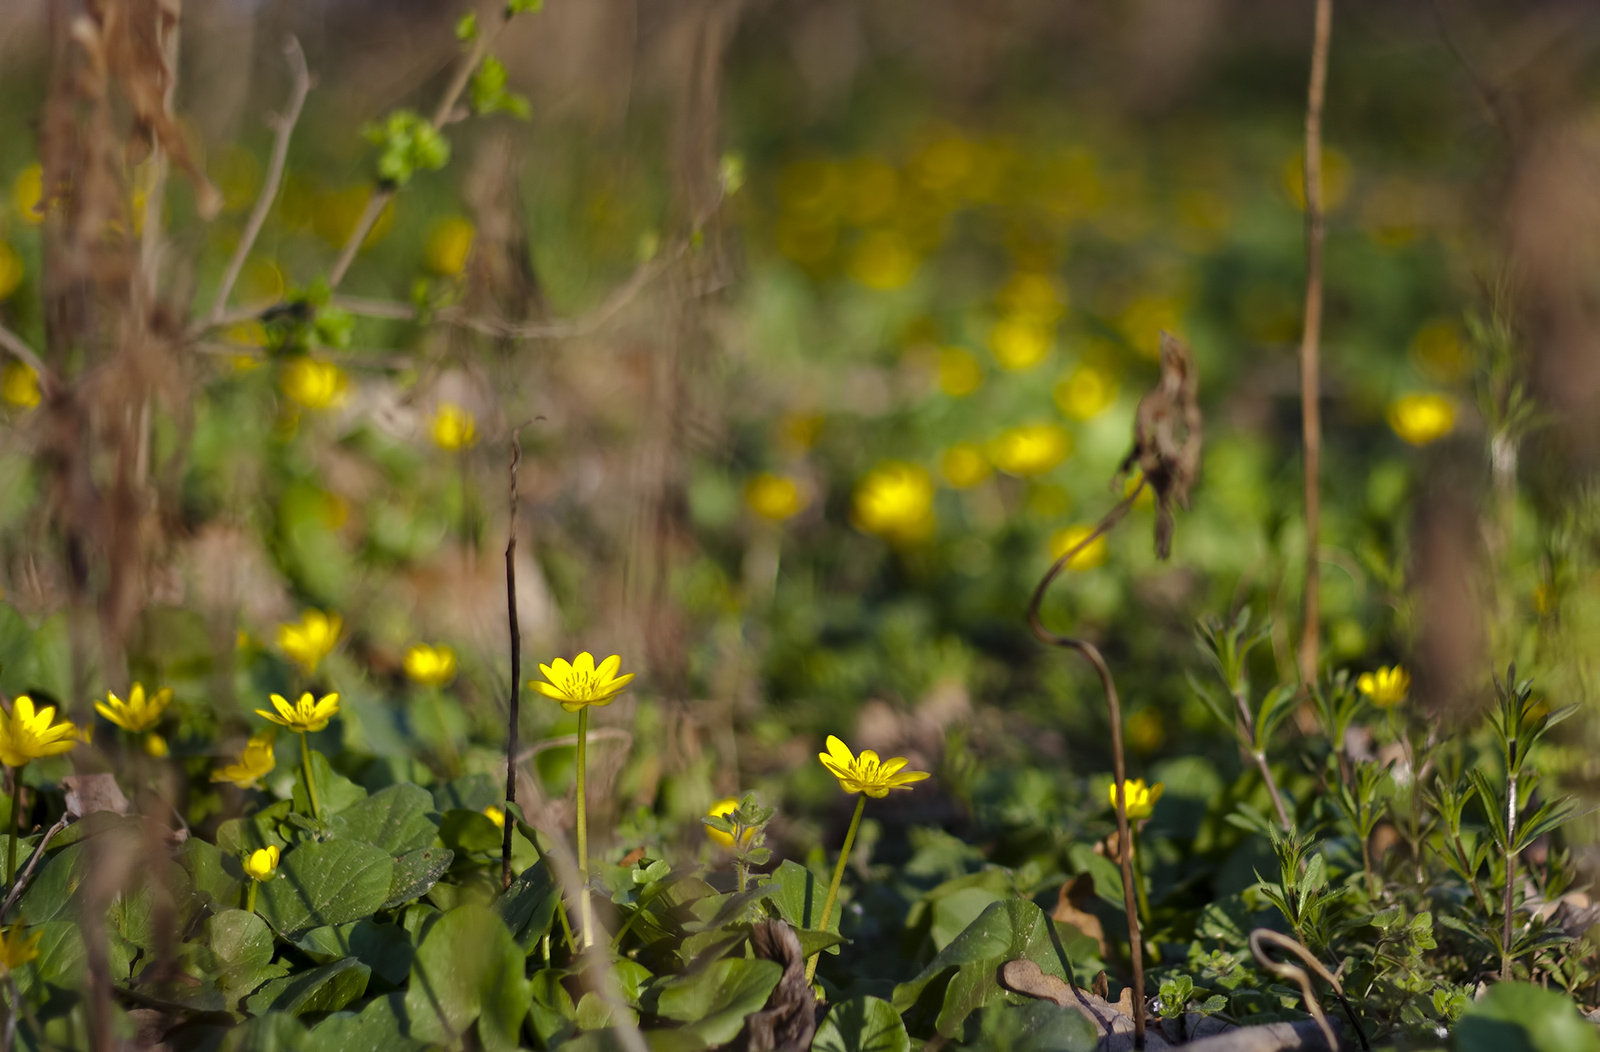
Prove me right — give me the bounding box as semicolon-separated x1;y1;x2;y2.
246;957;371;1017
381;846;454;911
651;957;782;1046
813;996;911;1052
405;903;528;1052
891;899;1097;1039
257;839;395;935
330;783;438;855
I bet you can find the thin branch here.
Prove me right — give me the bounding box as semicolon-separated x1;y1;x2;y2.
1296;0;1333;687
0;325;56;395
1250;929;1369;1051
0;814;71;920
327;12;506;291
1028;486;1146;1051
206;37;312;329
502;425;524;892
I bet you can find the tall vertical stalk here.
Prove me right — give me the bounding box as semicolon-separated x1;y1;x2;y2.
806;793;866;985
299;732;321;819
501;430;523;890
1501;734;1518;982
1297;0;1334;686
575;706;593;949
5;773;20;889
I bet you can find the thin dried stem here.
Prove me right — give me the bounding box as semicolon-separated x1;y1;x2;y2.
1027;486;1145;1050
0;813;68;921
502;426;524;891
1297;0;1334;686
0;326;55;394
327;12;505;290
1250;928;1369;1050
206;37;312;328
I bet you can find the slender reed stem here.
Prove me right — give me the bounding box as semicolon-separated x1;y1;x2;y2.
5;773;19;889
806;793;865;985
502;429;523;890
576;706;593;949
1502;737;1518;981
1129;825;1153;931
299;732;321;819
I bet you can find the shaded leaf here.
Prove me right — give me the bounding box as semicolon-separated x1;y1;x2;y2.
257;839;395;935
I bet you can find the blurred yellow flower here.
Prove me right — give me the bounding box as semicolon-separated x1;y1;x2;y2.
841;157;898;225
1109;778;1163;820
277;609;342;674
244;845;280;882
11;165;42;225
1;361;41;409
704;797;754;848
778;412;823;452
1125;709;1165;754
779;159;843;219
909;132;973;195
212;144;261;213
848;230;918;290
1357;665;1410;709
0;242;21;301
212;732;276;789
242;259;285;302
819;735;930;798
532;652;634;712
774;213;837;266
314;186;393;250
745;473;806;521
430;402;478;450
0;697;79;768
143;733;169;758
257;691;341;734
1387;393;1455;446
1119;296;1184;359
1054;364;1116;420
940;444;991;489
990;424;1071;477
1283;148;1352;211
1410;320;1471;383
853;462;935;541
1049;524;1108;570
997;272;1064;322
281;358;347;410
483;805;506;829
989;317;1053;371
937;348;984;397
95;683;172;734
425;216;476;276
404;643;457;687
0;925;41;974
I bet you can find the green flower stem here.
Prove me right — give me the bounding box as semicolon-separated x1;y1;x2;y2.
575;706;593;949
806;793;866;985
5;768;20;889
300;732;322;819
428;687;461;776
1130;825;1153;931
246;880;258;915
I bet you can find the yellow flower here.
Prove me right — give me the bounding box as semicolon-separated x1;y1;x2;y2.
11;165;43;225
1357;666;1410;709
745;473;806;521
819;735;930;799
990;424;1072;477
1282;148;1351;212
0;697;79;768
1109;778;1164;820
705;797;754;848
277;609;342;674
989;317;1053;371
940;444;991;489
1054;365;1117;420
281;358;347;410
483;805;506;829
212;733;277;789
430;402;477;451
143;733;169;759
937;348;984;397
1;361;40;409
1118;296;1185;360
244;845;279;882
1049;525;1109;570
95;683;172;734
531;652;635;712
425;216;476;276
256;692;341;734
848;230;918;290
853;462;936;541
997;271;1065;322
0;242;22;301
1387;394;1455;446
404;643;457;687
0;924;41;974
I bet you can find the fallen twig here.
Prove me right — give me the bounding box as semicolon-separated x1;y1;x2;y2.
1249;928;1368;1051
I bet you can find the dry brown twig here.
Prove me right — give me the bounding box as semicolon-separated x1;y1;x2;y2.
1297;0;1333;686
1028;331;1202;1052
205;37;312;330
1249;928;1369;1051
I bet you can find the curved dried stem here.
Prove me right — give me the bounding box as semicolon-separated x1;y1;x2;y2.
0;326;56;396
206;37;312;329
1249;928;1368;1050
1027;485;1144;1049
